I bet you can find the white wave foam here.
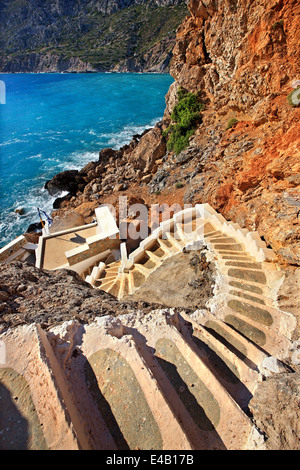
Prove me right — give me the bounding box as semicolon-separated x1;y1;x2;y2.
0;116;162;246
102;116;161;149
26;153;42;160
0;138;29;147
55;151;99;172
0;186;66;247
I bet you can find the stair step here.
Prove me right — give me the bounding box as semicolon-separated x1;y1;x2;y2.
158;237;180;254
226;278;265;296
98;279;116;291
106;261;121;268
172;312;261;410
192;313;268;369
118;273;130;299
204;230;223;238
3;248;26;263
134;262;152;276
70;319;193;450
223;307;291;358
131;267;147;288
23;242;38;252
106;279;121;297
147;240;169;259
212;243;245;252
224;261;262;269
99;269;119;281
104;267;120;274
226;267;267;285
100;274;118;282
135;252;157;270
0;325;82;450
220;254;254;260
120;314;261;450
228;289;267;306
145;249;164;264
166;232;185;251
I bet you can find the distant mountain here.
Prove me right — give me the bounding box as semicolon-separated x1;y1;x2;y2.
0;0;188;72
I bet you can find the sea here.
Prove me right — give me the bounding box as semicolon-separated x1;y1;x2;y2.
0;73;173;248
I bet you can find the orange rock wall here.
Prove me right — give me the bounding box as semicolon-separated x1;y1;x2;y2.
165;0;300;264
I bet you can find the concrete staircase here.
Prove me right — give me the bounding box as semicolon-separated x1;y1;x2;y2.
0;204;296;450
0;311;269;450
87;204;277;299
86;204;295;358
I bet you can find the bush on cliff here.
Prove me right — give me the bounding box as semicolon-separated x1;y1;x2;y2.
163;87;204;154
226;118;239;130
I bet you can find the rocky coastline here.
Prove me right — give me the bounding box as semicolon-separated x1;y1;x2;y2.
38;1;300;447
42;0;300;269
0;51;174;74
1;0;300;451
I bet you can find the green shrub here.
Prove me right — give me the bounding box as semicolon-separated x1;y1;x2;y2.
164;126;195;155
287;87;300;108
272;19;284;29
175;181;184;189
163;87;204;154
226;118;239;130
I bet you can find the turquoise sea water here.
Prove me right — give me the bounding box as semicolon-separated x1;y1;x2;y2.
0;73;173;247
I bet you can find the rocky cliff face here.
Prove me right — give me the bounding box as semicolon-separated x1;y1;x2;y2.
48;0;300;267
0;53;98;73
2;0;300;450
0;261;162;330
163;0;300;265
0;0;188;72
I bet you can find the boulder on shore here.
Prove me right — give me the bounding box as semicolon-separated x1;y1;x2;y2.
45;170;86;196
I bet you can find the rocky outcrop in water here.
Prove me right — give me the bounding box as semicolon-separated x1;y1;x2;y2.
45;124;166;211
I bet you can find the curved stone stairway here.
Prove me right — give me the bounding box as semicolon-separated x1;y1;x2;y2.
86;204;295;360
0;204;296;450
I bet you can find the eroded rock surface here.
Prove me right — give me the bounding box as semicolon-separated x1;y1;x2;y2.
249;371;300;450
0;262;163;330
125;249;216;310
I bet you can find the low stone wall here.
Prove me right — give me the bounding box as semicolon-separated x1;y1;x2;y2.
0;236;26;263
35;222;98;270
66;236;120;266
124;204;277;273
